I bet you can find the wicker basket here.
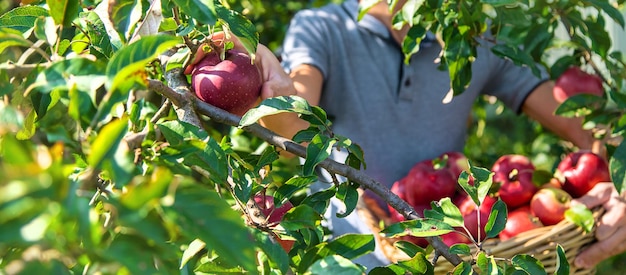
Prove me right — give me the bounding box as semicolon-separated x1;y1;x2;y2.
357;196;601;275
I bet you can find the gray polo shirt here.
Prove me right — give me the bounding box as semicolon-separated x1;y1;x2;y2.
280;0;547;269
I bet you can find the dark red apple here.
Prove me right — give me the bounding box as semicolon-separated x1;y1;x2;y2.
492;154;537;209
555;151;611;198
437;151;470;180
553;66;604;103
499;206;543;241
191;49;262;116
530;187;572;226
403;159;458;207
457;194;497;241
253;194;294;225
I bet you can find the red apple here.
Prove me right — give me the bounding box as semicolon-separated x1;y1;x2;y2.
553;66;604;103
191;48;262;116
403;159;458;207
530;187;572;225
555;151;611;198
253;194;294;225
499;206;543;241
457;194;497;241
492;154;537;209
438;151;470;180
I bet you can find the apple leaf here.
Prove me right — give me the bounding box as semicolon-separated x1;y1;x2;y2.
511;254;546;275
564;203;594;233
275;176;317;204
380;218;454;238
106;35;180;93
555;244;570;275
425;197;464;227
46;0;79;27
396;252;433;275
0;6;49;32
451;261;473;275
303;134;336;176
449;243;471;255
484;199;508;239
0;31;31;55
609;141;626;195
554;94;606;118
240;95;314;127
393;240;428;258
308;255;364;275
335;182;359;218
169;184;257;272
491;43;543;79
475;252;499;274
299;234;375;273
170;0;216;26
281;204;321;231
180;238;206;269
215;5;259;57
588;0;625;28
87;117;127;170
442;28;473;96
120;166;172;210
77;11;117;59
252;229;290;273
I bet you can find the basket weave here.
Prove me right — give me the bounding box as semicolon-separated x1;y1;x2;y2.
357;196;601;275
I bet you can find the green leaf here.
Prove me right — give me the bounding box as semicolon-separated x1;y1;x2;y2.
491;43;542;78
240;95;314;127
588;0;625;28
16;109;37;140
303;134;336;176
105;35;180;93
511;254;546;275
335;182;359;218
381;218;454;238
170;0;216;25
275;176;317;203
554;244;570;275
424;197;464;227
554;94;606;117
180;239;206;269
402;25;427;64
87;117;128;170
0;30;31;55
157;120;209;145
451;261;473;275
170;184;257;272
449;243;471;255
564;203;594;233
357;0;382;21
394;240;427;258
307;234;375;266
252;229;290;273
87;118;135;186
309;255;365;275
397;252;434;275
120;167;172;209
485;199;507;238
609;141;626;194
281;204;321;231
77;11;117;59
480;0;518;6
215;4;259;56
46;0;79;27
0;6;49;32
31;58;107;95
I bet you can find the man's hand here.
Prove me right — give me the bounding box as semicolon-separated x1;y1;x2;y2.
572;182;626;268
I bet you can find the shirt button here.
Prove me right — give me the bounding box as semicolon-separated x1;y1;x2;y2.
404;79;411;86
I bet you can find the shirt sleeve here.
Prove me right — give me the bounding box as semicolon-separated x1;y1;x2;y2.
280;9;332;79
478;44;550;114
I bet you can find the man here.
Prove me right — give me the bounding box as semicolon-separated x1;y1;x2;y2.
189;0;626;270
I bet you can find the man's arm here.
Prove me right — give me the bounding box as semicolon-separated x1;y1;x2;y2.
521;80;603;154
258;63;324;142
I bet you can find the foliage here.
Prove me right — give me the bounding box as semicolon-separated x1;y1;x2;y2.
0;0;625;274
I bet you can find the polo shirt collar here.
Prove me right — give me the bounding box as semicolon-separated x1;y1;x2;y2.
342;0;392;40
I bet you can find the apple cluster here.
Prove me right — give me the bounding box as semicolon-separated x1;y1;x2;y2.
252;194;295;251
387;150;611;247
